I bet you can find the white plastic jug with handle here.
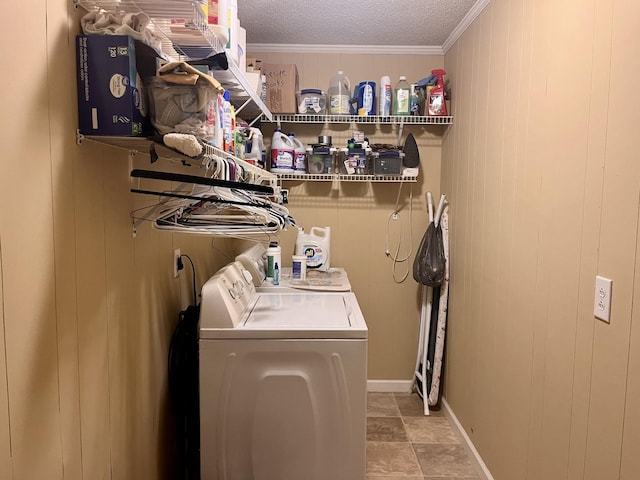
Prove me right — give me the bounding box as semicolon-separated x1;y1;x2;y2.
288;134;307;173
295;226;331;271
328;71;351;115
270;130;295;173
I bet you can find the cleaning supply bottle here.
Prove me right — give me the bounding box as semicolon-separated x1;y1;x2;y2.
410;83;421;115
426;69;448;116
222;90;234;153
328;71;351;115
393;76;411;116
270;129;295;173
379;75;391;116
295;227;331;271
214;91;225;148
288;133;307;173
266;241;282;281
244;127;264;166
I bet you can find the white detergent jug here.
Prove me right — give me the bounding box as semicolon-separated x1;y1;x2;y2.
295;226;331;271
288;134;307;173
270;130;295;173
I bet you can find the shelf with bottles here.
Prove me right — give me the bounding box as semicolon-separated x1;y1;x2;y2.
262;114;452;125
276;173;418;183
74;0;271;122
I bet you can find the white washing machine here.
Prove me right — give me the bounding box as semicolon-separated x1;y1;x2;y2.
235;242;352;292
199;260;368;480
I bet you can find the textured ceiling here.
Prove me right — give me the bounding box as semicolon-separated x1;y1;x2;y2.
238;0;479;47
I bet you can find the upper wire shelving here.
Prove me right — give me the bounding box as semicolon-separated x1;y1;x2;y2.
74;0;271;122
263;114;453;125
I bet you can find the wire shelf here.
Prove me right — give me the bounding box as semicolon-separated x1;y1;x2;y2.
264;114;453;125
277;173;418;183
74;0;272;122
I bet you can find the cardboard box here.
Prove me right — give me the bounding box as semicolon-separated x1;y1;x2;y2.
76;35;160;136
262;63;299;114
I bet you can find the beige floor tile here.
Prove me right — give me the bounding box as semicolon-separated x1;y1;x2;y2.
423;477;479;480
403;416;459;444
366;476;424;479
366;442;422;476
368;392;401;417
394;392;445;417
413;443;478;478
367;417;409;442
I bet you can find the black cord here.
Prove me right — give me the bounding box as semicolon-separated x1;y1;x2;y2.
180;254;197;305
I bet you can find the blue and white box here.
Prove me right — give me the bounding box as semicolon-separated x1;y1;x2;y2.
76;35;159;136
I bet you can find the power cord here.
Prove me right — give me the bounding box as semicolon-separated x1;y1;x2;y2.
385;182;413;283
178;254;198;305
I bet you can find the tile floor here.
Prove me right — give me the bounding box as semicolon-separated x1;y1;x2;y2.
367;392;480;479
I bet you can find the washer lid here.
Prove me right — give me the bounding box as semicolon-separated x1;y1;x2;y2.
245;294;350;328
200;291;368;339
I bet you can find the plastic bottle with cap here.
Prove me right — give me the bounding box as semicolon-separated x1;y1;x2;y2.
379;75;391;116
328;71;351;115
393;76;411;116
288;133;307;173
266;241;282;281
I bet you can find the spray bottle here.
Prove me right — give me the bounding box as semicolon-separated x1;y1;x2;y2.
426;69;448;116
244;127;264;166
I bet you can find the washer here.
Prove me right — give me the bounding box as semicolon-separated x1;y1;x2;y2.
199;261;368;480
235;242;352;292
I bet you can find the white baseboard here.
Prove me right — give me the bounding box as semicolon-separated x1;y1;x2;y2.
441;397;494;480
367;379;414;393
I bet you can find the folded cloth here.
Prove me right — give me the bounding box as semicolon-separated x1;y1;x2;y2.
147;77;216;140
81;10;162;51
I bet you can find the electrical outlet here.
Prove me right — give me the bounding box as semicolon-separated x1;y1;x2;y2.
594;275;612;323
173;248;181;278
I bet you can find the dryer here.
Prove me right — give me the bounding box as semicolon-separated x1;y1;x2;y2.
199;261;367;480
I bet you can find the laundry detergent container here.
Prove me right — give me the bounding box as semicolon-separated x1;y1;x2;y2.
147;76;217;142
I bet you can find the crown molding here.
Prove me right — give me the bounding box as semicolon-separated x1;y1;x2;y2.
442;0;491;53
247;43;444;55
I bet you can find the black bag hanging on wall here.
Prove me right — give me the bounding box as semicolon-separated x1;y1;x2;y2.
413;221;446;287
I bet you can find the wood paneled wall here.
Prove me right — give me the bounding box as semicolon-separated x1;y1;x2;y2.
250;51;446;380
442;0;640;478
0;1;232;478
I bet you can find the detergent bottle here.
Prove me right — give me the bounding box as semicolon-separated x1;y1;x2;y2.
426;69;448;116
270;129;295;173
295;226;331;271
328;71;351;115
288;133;307;173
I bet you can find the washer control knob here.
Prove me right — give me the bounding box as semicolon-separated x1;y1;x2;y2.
242;269;254;285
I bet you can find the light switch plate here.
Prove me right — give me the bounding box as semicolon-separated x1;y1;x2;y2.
594;275;612;323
